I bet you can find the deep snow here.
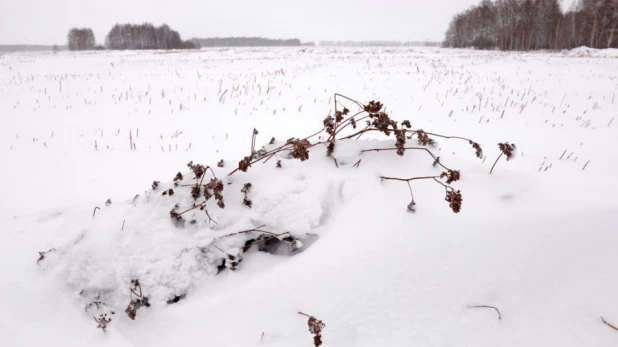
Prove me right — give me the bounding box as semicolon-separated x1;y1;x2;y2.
1;47;618;346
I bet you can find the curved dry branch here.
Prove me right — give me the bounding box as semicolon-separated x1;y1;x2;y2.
468;305;502;320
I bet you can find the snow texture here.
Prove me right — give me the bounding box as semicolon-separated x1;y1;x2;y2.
1;46;618;346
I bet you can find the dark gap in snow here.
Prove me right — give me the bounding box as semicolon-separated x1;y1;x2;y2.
166;294;186;305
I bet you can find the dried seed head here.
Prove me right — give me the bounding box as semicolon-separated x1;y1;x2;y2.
335;110;344;123
287;138;311;161
407;199;416;212
276;160;282;168
395;129;407;156
174;172;183;182
191;185;201;200
152;181;160;190
238;156;252;172
469;141;483;159
323;116;335;135
364;100;383;114
269;137;276;145
498;142;517;160
440;170;461;184
401;120;412;128
241;183;252;193
217;159;224;167
445;189;463;213
326;141;335;157
415;129;435;146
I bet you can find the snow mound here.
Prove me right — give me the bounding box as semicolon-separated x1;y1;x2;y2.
562;46;618;58
37;137;466;314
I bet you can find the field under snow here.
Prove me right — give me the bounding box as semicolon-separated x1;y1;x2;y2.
1;47;618;346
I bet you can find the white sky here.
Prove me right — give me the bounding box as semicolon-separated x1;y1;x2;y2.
0;0;488;45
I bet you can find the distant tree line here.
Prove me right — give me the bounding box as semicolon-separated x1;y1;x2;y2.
443;0;618;50
67;23;196;51
67;28;96;51
191;37;301;47
319;41;441;47
105;23;196;50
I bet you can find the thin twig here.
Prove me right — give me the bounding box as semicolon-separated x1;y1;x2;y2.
121;220;126;231
489;153;503;174
92;207;100;218
468;305;502;320
602;317;618;331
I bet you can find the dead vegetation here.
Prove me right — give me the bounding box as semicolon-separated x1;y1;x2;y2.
298;312;326;347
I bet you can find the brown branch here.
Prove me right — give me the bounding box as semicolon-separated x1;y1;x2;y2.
352;159;361;168
602;317;618;331
468;305;502;320
333;158;339;168
334;93;365;109
339;127;380;140
177;202;206;216
380;175;440;182
489;153;503;174
422;131;476;143
92;207;100;218
332;112;367;138
298;311;312;318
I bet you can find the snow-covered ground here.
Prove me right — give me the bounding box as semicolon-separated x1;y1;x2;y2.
1;47;618;346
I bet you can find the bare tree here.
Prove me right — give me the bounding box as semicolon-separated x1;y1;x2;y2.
443;0;618;50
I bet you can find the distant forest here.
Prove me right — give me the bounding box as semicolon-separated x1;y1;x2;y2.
105;23;196;50
443;0;618;50
319;41;441;47
191;37;304;47
66;23;196;51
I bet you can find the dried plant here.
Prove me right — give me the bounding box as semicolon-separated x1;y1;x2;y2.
238;156;252;172
381;175;463;213
241;183;252;208
470;140;484;159
276;160;282;168
288;138;311;161
162;188;174;196
217;159;225;168
440;170;461;184
36;248;55;264
173;172;183;187
298;312;325;347
445;189;463;213
125;280;150;321
187;161;206;179
191;184;201;200
152;181;160;190
490;142;517;174
94;313;111;332
414;129;435;146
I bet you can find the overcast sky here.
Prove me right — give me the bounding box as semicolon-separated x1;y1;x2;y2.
0;0;577;45
0;0;489;45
